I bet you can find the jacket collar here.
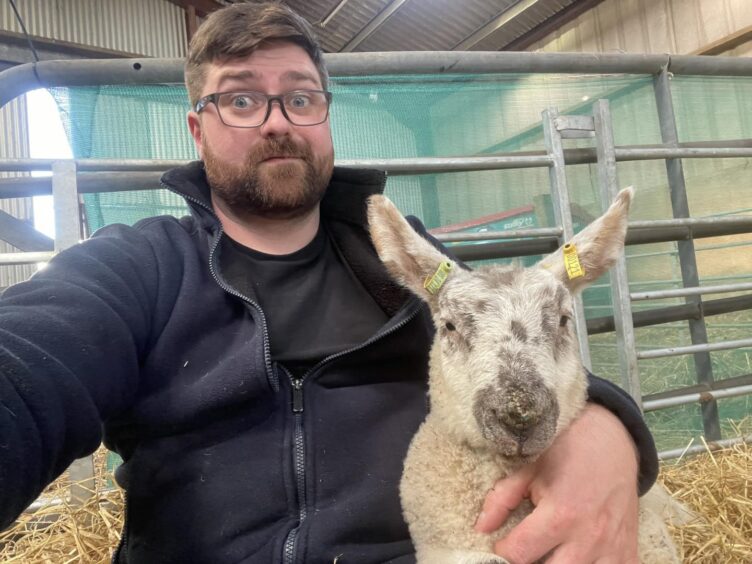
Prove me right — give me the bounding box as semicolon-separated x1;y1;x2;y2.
160;161;388;229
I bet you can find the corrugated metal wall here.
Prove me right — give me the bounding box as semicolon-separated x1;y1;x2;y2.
0;96;36;286
0;0;187;287
0;0;186;57
529;0;751;56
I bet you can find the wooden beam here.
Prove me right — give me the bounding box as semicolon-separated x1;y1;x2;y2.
165;0;224;16
0;29;141;64
185;5;200;44
0;209;53;252
502;0;608;52
691;25;752;56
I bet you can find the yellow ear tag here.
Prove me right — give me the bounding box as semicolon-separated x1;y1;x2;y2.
424;261;453;294
563;243;585;279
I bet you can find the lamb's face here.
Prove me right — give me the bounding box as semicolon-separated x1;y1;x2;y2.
367;188;632;460
430;264;586;459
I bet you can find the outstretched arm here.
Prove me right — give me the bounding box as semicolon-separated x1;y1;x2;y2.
0;224;166;530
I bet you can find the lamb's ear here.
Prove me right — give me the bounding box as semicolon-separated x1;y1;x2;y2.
368;194;458;303
537;186;633;294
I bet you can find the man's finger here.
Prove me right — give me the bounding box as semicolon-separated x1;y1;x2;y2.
474;465;536;533
493;503;566;564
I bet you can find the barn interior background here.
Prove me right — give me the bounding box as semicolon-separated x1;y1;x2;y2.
0;0;750;562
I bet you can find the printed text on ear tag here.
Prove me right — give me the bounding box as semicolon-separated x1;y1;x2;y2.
424;261;453;294
563;243;585;279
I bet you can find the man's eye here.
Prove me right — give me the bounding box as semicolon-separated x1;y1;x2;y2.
289;95;311;108
231;95;252;109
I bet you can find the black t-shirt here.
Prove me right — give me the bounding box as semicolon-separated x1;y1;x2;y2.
220;222;389;378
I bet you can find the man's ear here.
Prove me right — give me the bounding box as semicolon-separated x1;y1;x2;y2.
368;194;459;304
187;111;204;159
537;187;633;294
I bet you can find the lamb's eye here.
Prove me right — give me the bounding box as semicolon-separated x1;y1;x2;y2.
445;321;456;331
559;315;569;327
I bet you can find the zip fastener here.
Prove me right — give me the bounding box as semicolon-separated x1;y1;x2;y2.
281;366;306;564
160;181;278;391
279;300;424;564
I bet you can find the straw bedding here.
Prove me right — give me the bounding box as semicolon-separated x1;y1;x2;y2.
1;437;750;563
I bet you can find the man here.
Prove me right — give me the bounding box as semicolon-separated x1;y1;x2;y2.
0;3;657;563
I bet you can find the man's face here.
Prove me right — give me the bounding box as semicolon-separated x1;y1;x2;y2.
188;42;335;219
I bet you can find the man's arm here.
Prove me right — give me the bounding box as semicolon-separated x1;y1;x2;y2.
476;403;642;563
0;224;165;530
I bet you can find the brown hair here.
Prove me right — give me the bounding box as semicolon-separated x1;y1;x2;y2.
185;1;328;107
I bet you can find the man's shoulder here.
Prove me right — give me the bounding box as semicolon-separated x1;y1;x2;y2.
80;214;205;266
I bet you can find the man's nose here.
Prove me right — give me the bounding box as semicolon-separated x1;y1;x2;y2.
260;100;292;136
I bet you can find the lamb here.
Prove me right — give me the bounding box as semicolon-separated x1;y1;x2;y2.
367;188;684;564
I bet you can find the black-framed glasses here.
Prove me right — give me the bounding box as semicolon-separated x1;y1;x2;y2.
195;89;333;128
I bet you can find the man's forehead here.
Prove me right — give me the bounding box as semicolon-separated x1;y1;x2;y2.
207;45;319;82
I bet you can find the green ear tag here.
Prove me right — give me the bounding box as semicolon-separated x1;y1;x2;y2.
563;243;585;279
424;261;453;294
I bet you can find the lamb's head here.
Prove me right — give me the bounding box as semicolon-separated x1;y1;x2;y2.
368;188;633;461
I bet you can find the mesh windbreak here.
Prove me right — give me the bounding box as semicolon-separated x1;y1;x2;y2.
50;72;752;450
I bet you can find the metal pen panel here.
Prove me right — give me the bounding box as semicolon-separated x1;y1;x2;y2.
593;100;641;404
542;108;592;369
653;67;721;441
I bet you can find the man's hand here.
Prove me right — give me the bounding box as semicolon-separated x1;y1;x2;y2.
474;404;640;564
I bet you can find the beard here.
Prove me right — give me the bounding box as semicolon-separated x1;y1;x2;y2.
203;136;334;220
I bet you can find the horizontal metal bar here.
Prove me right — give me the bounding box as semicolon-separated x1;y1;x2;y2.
452;238;559;261
637;338;752;360
631;282;752;301
626;216;752;245
0;58;185;108
4;52;752;109
435;227;562;242
630;216;752;229
326;51;752;77
615;147;752;160
0;251;54;264
336;155;553;173
0;158;190;172
0;139;751;174
658;434;752;460
643;384;752;411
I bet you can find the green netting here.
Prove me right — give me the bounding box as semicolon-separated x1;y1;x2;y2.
50;71;752;451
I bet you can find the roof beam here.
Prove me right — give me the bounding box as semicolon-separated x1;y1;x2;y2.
454;0;548;50
691;24;752;55
0;29;140;66
340;0;412;52
164;0;224;16
0;209;53;252
502;0;607;51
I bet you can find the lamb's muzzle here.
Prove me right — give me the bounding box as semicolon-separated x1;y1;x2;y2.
473;376;559;458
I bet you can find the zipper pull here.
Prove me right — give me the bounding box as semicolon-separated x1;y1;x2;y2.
292;379;304;413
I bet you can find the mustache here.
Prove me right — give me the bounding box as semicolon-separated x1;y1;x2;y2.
250;138;309;164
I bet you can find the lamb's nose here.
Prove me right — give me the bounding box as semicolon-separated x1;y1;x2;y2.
499;388;543;432
500;399;541;431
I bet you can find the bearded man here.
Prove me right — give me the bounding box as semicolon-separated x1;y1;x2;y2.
0;3;657;563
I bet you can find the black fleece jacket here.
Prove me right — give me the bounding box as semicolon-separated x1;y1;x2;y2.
0;162;657;563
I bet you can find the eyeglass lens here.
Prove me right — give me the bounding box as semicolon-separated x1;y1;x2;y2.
216;90;329;127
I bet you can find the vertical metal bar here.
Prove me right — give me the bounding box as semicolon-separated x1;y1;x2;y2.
653;68;721;440
542;108;592;369
593;100;642;405
51;160;82;252
51;160;95;503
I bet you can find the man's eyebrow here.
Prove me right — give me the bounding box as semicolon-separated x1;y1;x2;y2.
214;69;321;90
216;70;258;88
280;70;320;86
